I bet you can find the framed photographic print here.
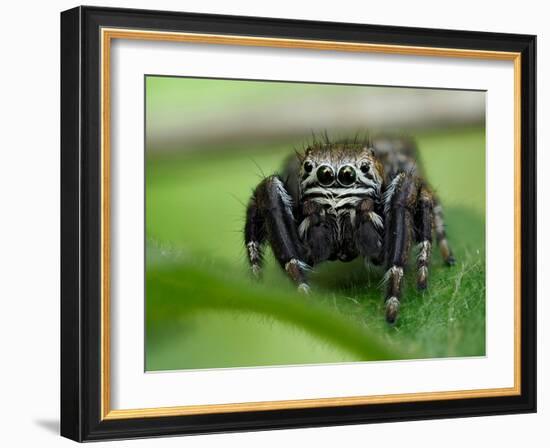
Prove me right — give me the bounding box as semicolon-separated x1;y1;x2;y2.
60;6;537;442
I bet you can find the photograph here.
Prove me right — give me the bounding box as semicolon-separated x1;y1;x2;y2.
57;4;537;443
144;76;486;371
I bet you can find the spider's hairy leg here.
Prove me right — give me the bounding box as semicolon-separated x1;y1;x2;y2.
244;196;266;278
433;197;456;266
245;175;310;292
355;198;383;265
383;173;418;324
415;185;434;290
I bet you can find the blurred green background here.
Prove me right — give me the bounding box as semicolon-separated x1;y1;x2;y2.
145;76;486;371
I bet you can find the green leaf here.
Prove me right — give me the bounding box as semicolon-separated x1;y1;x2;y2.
146;257;399;371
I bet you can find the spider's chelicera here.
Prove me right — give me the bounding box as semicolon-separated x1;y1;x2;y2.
244;135;455;323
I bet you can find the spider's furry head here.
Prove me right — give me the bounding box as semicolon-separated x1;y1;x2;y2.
298;136;384;190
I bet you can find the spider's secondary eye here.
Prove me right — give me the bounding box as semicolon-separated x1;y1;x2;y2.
337;165;357;186
303;161;314;173
316;165;335;186
360;162;370;174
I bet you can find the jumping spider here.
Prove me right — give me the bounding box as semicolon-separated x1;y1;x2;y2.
244;135;455;323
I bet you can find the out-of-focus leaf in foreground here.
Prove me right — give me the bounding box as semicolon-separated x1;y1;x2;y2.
145;249;400;371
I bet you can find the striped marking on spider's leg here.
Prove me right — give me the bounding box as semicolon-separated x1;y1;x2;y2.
273;177;294;218
285;258;311;294
382;265;404;324
385;297;400;325
416;240;432;290
382;173;405;215
381;265;404;289
246;241;263;278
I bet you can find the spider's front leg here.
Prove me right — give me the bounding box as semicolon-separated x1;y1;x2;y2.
383;173;419;323
244;175;310;292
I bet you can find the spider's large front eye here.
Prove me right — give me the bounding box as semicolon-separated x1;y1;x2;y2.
316;165;335;186
337;165;357;186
